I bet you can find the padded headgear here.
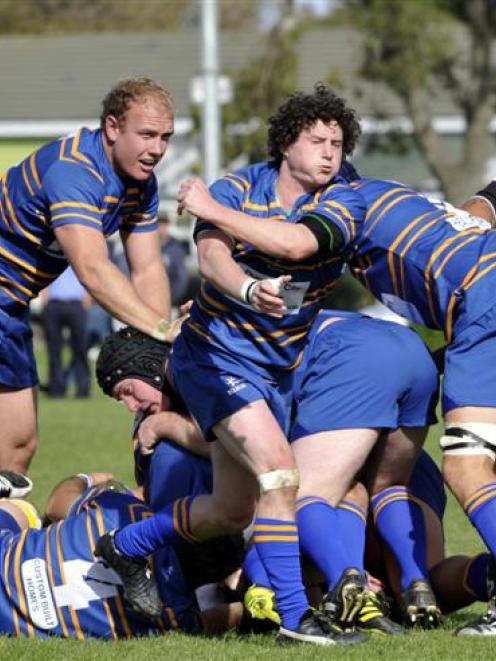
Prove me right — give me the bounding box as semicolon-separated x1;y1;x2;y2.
96;326;170;397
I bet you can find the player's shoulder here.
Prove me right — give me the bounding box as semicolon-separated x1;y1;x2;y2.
216;161;275;193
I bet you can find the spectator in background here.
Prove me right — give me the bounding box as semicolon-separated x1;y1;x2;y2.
41;267;91;398
158;212;189;307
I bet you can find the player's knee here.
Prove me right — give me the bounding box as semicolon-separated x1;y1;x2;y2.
213;499;255;534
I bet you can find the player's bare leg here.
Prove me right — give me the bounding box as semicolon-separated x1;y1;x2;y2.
0;387;38;474
442;406;496;634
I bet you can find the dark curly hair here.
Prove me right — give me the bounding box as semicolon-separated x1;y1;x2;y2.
100;77;174;127
267;83;361;166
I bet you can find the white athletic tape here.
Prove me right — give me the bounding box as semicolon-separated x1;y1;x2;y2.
257;469;300;493
440;422;496;461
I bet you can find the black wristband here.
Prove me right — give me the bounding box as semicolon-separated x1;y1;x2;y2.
246;280;258;304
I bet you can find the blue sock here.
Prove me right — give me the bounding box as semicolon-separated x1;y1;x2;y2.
371;486;429;591
297;496;350;591
465;483;496;558
114;496;198;557
464;553;490;601
336;500;367;573
253;517;309;630
243;542;271;587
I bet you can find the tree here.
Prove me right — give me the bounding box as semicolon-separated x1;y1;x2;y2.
345;0;496;203
221;0;299;164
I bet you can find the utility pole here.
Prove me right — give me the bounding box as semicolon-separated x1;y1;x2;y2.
201;0;221;183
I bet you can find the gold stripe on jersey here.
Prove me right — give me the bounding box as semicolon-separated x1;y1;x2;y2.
242;200;283;213
55;523;84;639
0;274;33;298
29;153;41;189
2;176;42;245
0;282;26;306
3;537;20;637
0;244;53;282
126;188;139;195
13;530;35;638
186;320;213;342
93;501;133;638
365;192;418;237
445;251;496;341
45;524;70;637
84;507;118;639
0;194;14;232
197;293;313;341
21;160;34;197
424;233;481;329
398;215;447;301
104;196;119;203
387;211;433;297
224;173;250;193
50;201;111;214
247;251;342;273
70;130;104;184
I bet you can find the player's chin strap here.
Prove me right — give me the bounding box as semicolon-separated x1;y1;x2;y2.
257;469;300;493
440;423;496;461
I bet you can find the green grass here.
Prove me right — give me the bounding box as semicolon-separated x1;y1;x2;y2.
1;349;493;657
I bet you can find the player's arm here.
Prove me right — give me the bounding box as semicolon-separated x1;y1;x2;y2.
44;472;114;522
137;411;211;458
178;177;318;259
461;180;496;227
120;228;171;319
197;230;288;318
54;225;176;341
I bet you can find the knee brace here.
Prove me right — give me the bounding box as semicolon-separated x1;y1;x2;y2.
257;468;300;493
440;423;496;461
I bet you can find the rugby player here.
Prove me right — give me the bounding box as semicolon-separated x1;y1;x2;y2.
0;77;178;474
108;86;367;647
178;98;496;633
0;472;244;639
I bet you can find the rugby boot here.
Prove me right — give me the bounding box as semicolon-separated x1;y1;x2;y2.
95;530;162;618
244;584;281;625
277;608;369;645
399;579;441;628
356;590;406;636
322;567;367;626
456;557;496;636
0;471;32;499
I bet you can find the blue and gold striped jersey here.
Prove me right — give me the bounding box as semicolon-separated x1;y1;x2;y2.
0;127;159;311
184;161;366;369
0;488;198;639
348;177;496;341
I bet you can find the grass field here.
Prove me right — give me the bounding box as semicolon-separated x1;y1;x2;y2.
1;348;495;659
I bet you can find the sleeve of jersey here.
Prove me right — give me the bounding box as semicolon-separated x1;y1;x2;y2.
43;161;107;233
121;176;159;234
193;175;244;244
301;183;366;252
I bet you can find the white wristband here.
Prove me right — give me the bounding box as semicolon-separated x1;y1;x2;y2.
240;278;257;304
76;473;94;489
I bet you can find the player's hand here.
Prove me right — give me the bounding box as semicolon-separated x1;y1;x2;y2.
136;415;161;456
179;299;193;315
177;177;220;219
250;275;291;318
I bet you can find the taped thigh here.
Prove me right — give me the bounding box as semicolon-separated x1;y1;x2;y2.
440;423;496;461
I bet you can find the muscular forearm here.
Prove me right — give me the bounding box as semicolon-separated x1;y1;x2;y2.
76;258;166;336
201;204;315;260
131;259;171;320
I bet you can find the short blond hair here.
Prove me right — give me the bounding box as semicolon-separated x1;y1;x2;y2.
100;77;174;126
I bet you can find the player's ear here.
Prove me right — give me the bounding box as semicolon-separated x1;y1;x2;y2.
104;114;120;143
